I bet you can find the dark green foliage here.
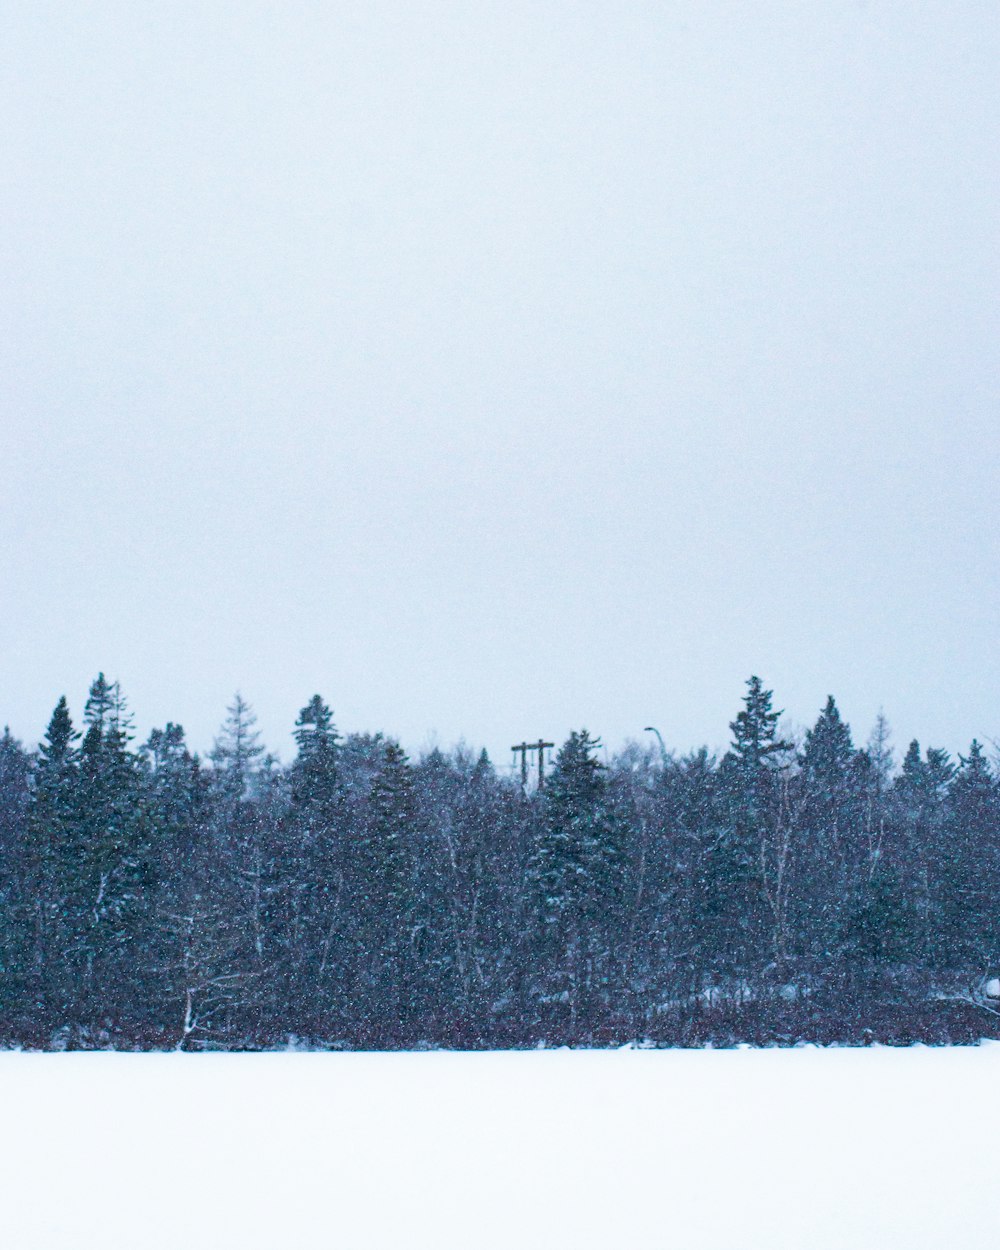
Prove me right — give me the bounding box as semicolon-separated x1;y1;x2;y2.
712;678;795;972
291;695;340;817
936;741;999;968
29;696;82;1024
842;870;915;964
793;697;866;961
0;728;33;1015
532;731;618;925
890;740;955;967
801;696;854;791
727;676;792;776
67;676;152;1020
340;740;421;1038
528;730;626;1033
270;696;345;1034
362;741;416;921
3;675;999;1049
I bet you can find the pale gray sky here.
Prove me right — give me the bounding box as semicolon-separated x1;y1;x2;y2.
2;2;998;767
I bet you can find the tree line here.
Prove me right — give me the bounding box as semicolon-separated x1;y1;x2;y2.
0;674;998;1049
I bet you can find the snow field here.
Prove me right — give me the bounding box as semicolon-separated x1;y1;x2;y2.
1;1045;997;1250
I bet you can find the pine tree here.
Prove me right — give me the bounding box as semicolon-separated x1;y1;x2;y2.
72;676;151;1024
891;740;955;966
800;695;857;854
938;741;999;967
529;731;624;1033
210;693;265;803
796;696;863;959
801;697;854;787
658;748;728;1002
83;673;116;736
351;740;418;1037
0;728;30;852
715;678;792;975
728;676;792;776
866;713;894;797
29;697;81;1025
411;747;462;1014
533;731;605;926
290;695;340;820
279;696;344;1031
363;742;415;915
0;728;33;1024
37;696;78;775
950;740;996;821
853;713;894;878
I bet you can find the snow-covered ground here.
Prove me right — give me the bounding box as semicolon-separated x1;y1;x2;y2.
2;1045;996;1249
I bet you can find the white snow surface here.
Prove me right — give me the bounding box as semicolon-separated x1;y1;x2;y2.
3;1045;997;1249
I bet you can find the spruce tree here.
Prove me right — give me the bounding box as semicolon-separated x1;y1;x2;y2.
797;696;861;959
0;728;33;1025
728;676;792;776
281;696;343;1030
715;678;792;976
30;696;82;1026
72;676;151;1025
210;693;266;803
530;731;623;1033
353;740;418;1038
801;696;854;787
290;695;340;820
891;741;955;967
939;741;999;967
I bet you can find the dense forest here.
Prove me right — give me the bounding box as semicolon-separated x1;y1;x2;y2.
1;675;998;1049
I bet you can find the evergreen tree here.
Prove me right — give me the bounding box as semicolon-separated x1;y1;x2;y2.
727;676;792;776
350;740;418;1038
938;741;999;967
362;741;415;916
36;696;79;776
6;669;1000;1048
0;728;33;1027
841;867;915;965
290;695;340;819
949;740;996;825
72;676;151;1023
529;731;624;1034
716;678;792;974
801;696;854;787
866;713;895;798
203;696;275;1004
796;696;862;959
143;720;259;1048
83;673;117;736
533;731;604;926
210;693;265;802
890;741;955;966
411;747;463;1018
0;728;30;854
853;713;894;879
140;722;211;1039
29;696;81;1026
276;696;344;1032
662;748;728;996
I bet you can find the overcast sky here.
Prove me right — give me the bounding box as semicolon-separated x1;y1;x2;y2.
2;2;998;769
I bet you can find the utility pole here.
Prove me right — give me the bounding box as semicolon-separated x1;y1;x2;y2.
511;739;554;790
512;742;531;787
534;738;553;790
